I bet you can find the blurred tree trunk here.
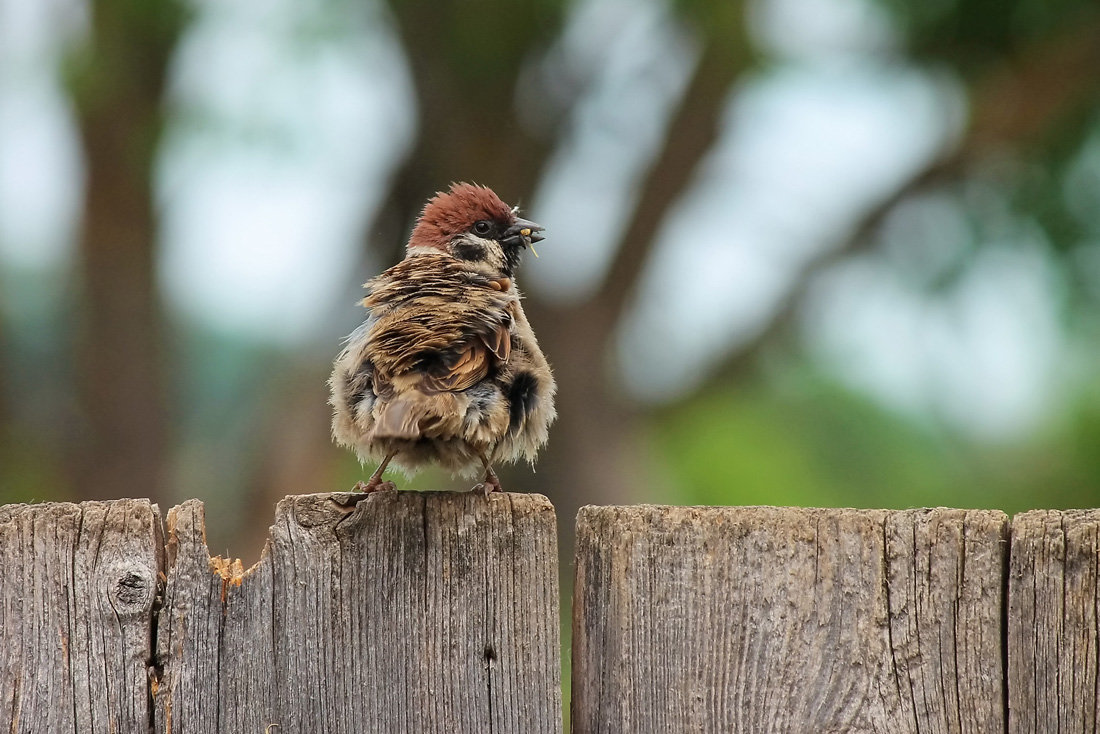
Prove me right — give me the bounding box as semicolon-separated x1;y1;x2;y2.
70;0;184;505
525;41;748;552
376;0;560;258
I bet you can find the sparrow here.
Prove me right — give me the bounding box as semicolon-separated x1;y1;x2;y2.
329;182;556;495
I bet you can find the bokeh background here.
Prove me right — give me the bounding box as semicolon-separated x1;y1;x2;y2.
2;0;1100;567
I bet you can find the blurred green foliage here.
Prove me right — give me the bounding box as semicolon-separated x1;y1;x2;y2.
875;0;1096;65
657;367;1100;513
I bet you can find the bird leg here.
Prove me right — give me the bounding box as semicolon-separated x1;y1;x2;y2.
354;452;397;493
473;453;503;496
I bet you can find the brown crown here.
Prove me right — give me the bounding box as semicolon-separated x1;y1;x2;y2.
407;183;516;251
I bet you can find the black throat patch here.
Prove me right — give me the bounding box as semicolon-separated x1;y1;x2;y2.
453;240;487;262
501;245;523;278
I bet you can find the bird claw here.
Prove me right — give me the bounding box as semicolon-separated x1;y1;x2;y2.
353;478;396;494
473;476;503;497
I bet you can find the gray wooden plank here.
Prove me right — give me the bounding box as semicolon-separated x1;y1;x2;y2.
572;505;1007;734
154;491;561;734
884;509;1007;732
1008;509;1100;734
0;499;162;734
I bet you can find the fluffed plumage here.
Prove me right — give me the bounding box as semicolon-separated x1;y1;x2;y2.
329;182;556;493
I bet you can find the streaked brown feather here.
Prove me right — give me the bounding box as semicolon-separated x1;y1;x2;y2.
426;341;489;392
484;323;511;362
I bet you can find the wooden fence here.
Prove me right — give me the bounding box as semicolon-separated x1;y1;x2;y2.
1;493;1098;733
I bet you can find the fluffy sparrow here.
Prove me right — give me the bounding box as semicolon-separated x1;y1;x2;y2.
329;183;556;494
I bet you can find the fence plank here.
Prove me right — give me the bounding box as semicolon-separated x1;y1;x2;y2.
1008;509;1100;733
0;500;163;734
572;505;1008;734
153;491;561;734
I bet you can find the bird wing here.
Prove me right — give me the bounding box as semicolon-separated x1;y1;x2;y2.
422;324;511;392
363;254;516;395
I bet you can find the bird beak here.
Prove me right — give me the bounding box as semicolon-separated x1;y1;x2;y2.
503;218;545;249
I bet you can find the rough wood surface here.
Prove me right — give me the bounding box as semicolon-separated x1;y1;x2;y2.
10;495;1100;734
0;500;163;734
154;490;561;734
572;505;1008;734
1008;509;1100;733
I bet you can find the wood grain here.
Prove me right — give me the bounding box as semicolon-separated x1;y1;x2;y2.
154;490;561;734
572;505;1008;734
0;500;163;734
1008;509;1100;734
10;495;1100;733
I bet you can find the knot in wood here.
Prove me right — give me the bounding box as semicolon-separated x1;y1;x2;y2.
110;564;154;611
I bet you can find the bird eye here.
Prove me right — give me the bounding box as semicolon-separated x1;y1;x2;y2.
473;220;492;236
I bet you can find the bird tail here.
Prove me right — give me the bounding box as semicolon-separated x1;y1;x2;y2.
372;393;424;440
372;390;458;441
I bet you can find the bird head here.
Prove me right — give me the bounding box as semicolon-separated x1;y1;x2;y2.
407;182;544;277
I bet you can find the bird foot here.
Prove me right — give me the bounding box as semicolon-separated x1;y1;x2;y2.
353;478;396;494
473;475;503;497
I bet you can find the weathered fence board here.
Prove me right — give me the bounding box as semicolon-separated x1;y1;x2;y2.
0;500;162;734
1008;509;1100;734
153;491;561;734
572;505;1008;734
7;496;1100;734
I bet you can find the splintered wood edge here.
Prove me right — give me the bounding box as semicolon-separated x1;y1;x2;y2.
165;491;556;579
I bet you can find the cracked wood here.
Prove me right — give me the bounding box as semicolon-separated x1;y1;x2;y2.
571;506;1008;733
1008;510;1100;734
9;497;1100;733
153;491;561;734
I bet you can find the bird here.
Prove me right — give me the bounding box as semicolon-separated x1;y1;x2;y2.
329;182;556;495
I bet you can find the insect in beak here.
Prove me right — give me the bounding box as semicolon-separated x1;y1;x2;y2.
519;228;539;257
503;218;545;257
